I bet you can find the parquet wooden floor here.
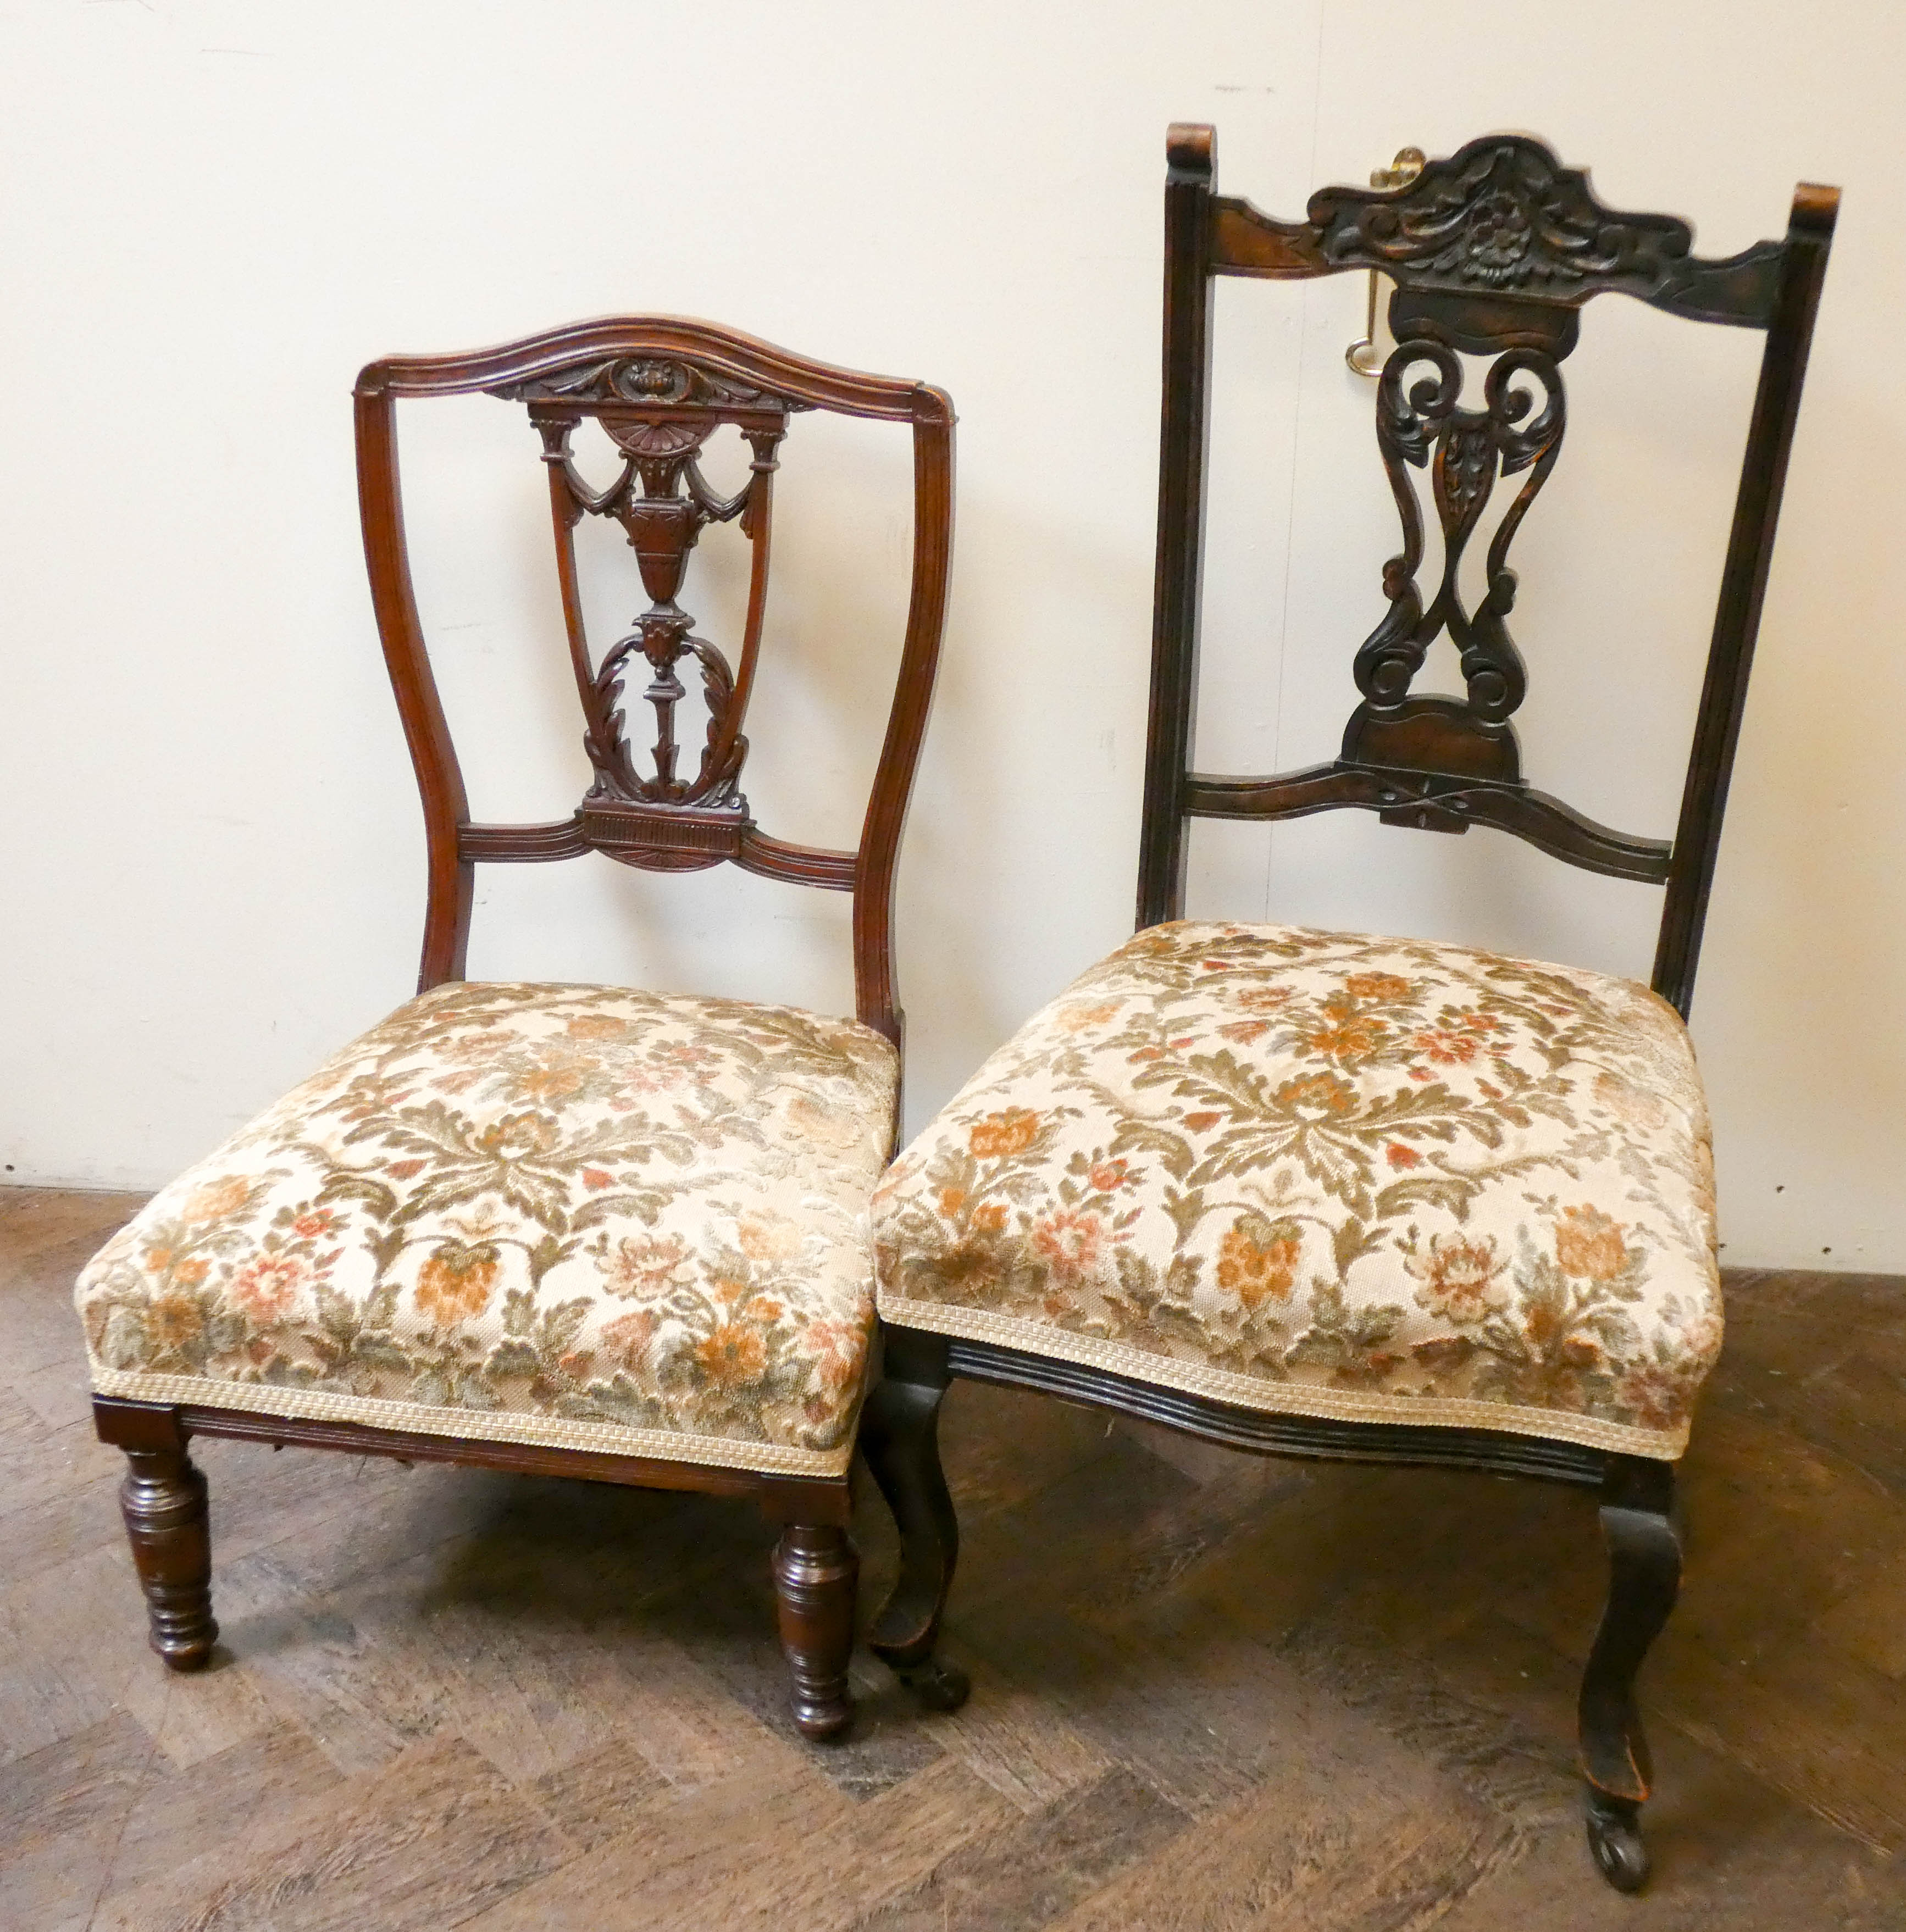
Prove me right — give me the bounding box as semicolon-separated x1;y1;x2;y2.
4;1185;1904;1929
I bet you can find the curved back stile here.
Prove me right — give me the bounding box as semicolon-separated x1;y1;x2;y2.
1139;125;1836;1018
353;317;956;1052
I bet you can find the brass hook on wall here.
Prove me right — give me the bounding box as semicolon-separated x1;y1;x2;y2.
1344;146;1426;376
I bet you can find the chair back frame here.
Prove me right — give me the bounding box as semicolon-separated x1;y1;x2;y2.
354;317;956;1050
1137;125;1836;1017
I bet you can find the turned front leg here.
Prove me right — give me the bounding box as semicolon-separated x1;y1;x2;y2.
772;1524;857;1741
119;1444;218;1670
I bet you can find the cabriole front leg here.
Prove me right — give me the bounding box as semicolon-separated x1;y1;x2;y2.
119;1443;219;1670
1578;1453;1681;1892
862;1326;969;1713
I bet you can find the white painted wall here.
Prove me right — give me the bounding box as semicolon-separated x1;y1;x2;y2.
2;1;1901;1270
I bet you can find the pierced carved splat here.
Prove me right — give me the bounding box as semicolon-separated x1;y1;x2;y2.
1343;341;1565;817
514;356;807;870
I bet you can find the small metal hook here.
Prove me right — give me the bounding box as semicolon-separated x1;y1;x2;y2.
1345;146;1426;377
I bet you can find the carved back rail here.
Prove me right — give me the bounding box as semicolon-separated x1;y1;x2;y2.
1138;125;1837;1016
354;318;955;1048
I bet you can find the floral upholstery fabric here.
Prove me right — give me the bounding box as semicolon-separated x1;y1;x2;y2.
874;923;1721;1458
76;981;898;1478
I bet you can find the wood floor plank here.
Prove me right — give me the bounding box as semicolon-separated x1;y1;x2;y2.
1045;1747;1513;1932
1664;1638;1906;1853
0;1393;120;1530
852;1764;1189;1932
471;1753;1012;1932
102;1734;565;1932
1813;1543;1906;1679
0;1594;102;1768
528;1733;673;1854
455;1749;850;1931
92;1718;345;1911
894;1637;1113;1813
0;1710;155;1930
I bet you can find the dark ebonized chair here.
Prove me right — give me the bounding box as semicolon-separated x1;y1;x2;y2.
74;317;954;1740
865;127;1833;1886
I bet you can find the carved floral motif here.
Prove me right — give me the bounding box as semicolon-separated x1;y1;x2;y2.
1311;137;1697;300
495;354;802;413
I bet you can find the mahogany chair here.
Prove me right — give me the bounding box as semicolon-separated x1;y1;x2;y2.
866;127;1834;1885
74;317;954;1741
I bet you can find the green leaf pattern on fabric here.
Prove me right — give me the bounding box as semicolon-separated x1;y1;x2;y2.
873;923;1720;1455
76;981;896;1462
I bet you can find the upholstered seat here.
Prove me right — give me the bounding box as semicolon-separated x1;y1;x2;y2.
78;980;896;1478
873;920;1720;1458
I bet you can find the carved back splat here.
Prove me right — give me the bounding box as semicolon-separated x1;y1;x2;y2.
354;318;955;1048
1345;340;1563;808
1140;125;1836;1017
502;354;804;870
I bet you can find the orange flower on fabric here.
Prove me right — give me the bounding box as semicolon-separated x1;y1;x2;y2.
515;1061;589;1106
737;1214;802;1263
696;1322;768;1388
607;1233;689;1300
415;1243;500;1325
1216;1219;1301;1309
1554;1205;1628;1281
1412;1029;1480;1066
1343;972;1412;1003
1031;1209;1104;1283
182;1176;251;1224
1054;1002;1122;1034
230;1252;311;1324
148;1293;204;1350
1273;1072;1356;1119
969;1109;1040;1159
599;1308;658;1372
565;1013;630;1039
1616;1361;1689;1433
1409;1235;1507;1321
1303;1012;1389;1060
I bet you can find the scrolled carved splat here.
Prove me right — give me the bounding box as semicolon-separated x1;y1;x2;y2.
1344;340;1564;790
527;374;792;871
